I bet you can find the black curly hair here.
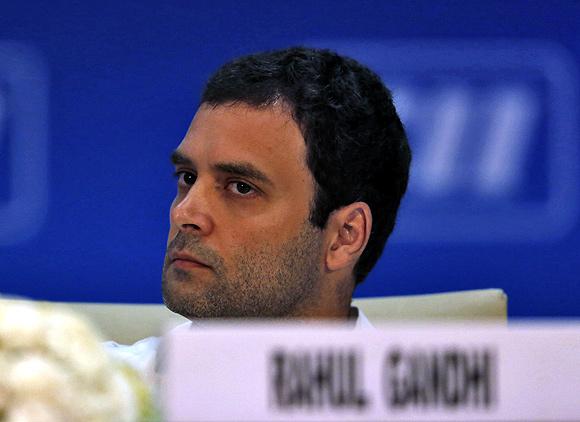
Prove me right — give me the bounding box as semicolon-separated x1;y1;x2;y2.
201;47;411;284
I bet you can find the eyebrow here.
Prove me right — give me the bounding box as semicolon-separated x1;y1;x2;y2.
170;150;272;186
170;150;193;166
213;162;273;186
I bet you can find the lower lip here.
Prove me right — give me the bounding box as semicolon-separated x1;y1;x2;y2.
171;259;210;270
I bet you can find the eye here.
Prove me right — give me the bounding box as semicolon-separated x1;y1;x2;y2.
226;181;255;196
174;171;196;187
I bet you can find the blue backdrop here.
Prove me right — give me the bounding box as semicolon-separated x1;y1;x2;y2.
1;1;579;317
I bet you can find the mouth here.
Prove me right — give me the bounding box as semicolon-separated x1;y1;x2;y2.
169;251;211;270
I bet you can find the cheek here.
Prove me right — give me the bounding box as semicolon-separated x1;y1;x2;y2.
264;211;310;236
167;209;177;246
167;229;175;247
225;217;299;253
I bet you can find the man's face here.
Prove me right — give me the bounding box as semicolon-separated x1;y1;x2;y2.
162;103;325;318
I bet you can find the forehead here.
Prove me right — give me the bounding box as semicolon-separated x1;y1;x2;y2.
177;103;311;182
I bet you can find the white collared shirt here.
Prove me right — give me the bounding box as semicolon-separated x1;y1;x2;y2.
105;307;373;385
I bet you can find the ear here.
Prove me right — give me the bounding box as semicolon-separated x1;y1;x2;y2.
325;202;372;272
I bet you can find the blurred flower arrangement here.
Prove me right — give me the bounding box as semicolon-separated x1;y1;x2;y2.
0;299;158;421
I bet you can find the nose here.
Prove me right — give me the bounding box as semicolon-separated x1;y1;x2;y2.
170;183;215;237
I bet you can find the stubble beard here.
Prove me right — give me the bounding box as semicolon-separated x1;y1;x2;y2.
162;222;324;319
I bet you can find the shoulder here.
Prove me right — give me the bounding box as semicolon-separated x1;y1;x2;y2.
102;322;193;383
353;307;374;330
104;336;160;384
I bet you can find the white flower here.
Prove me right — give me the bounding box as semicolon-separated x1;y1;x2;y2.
0;299;154;422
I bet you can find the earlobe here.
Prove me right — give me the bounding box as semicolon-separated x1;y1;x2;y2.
325;203;372;272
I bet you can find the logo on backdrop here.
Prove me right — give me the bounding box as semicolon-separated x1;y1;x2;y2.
0;42;48;245
311;40;579;242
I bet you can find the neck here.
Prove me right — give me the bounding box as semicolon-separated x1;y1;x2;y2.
288;274;355;320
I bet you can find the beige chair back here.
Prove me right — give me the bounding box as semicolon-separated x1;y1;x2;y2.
58;288;507;344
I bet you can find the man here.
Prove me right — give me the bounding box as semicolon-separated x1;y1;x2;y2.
162;46;410;322
107;46;410;376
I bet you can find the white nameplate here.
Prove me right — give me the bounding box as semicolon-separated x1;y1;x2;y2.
162;323;580;421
